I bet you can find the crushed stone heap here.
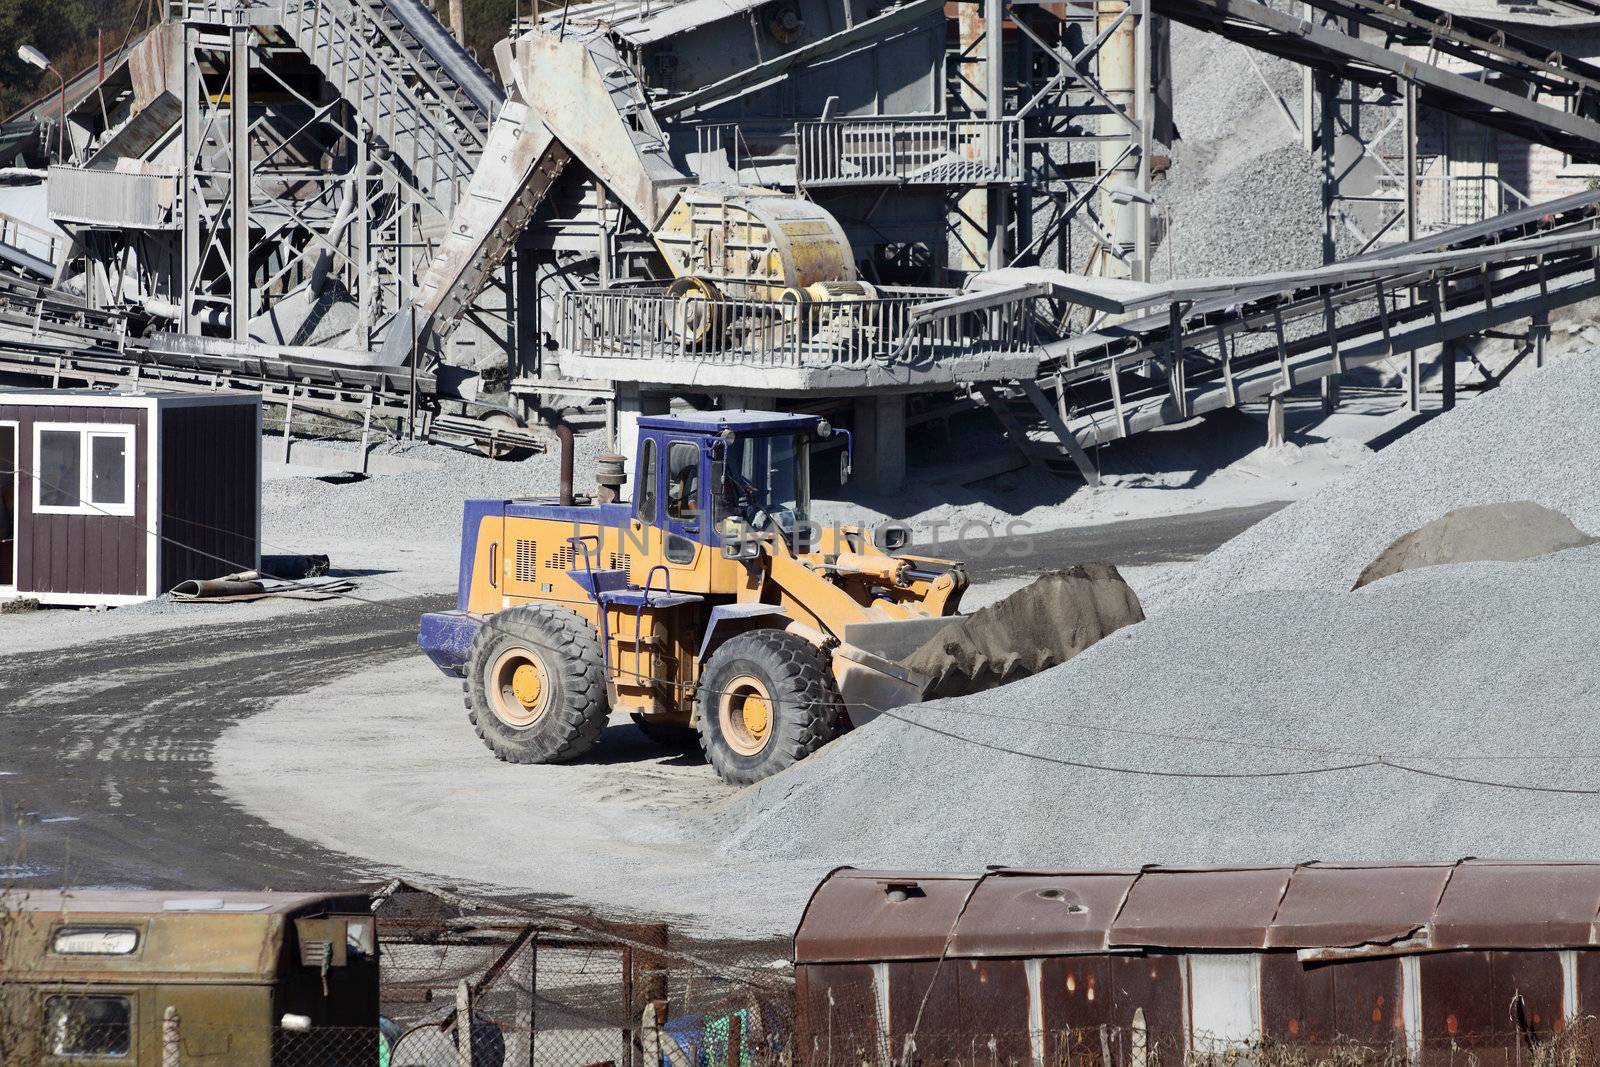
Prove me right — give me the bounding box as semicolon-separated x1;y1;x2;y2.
713;543;1600;873
1167;354;1600;608
1353;500;1596;589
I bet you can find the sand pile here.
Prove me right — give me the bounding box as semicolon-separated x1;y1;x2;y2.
1354;500;1596;589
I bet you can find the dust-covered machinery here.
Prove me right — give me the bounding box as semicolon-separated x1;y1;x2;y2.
418;410;1142;784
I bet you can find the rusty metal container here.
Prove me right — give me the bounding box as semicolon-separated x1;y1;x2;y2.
792;862;1600;1066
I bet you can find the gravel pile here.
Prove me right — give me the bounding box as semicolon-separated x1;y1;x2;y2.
1164;353;1600;608
710;542;1600;872
263;432;606;550
1149;24;1332;281
1155;143;1326;280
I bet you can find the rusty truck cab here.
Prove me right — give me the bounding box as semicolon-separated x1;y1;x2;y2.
0;889;378;1065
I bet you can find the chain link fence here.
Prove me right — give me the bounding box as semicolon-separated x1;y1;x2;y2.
367;885;791;1067
153;1018;1598;1067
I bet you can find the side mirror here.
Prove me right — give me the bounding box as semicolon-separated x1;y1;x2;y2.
836;428;853;484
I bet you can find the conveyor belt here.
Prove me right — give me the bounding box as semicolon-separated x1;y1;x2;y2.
0;272;546;456
1155;0;1600;159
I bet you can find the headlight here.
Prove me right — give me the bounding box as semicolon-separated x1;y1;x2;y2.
872;522;912;552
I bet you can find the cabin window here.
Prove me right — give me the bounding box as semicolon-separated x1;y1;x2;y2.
637;438;658;523
666;441;701;522
43;995;131;1058
51;926;139;956
33;425;136;517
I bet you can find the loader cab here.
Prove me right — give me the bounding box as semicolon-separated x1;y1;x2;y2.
633;411;822;561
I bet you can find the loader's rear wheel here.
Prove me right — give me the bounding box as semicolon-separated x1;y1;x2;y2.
466;605;608;764
695;630;841;785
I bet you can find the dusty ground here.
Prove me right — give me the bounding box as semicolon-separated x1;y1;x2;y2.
0;388;1419;659
0;386;1446;935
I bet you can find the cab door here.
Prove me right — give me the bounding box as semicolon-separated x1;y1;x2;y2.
660;436;707;570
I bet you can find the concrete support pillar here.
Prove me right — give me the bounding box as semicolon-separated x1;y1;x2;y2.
1320;374;1340;416
615;383;670;471
1266;395;1286;449
852;394;907;496
1532;311;1549;370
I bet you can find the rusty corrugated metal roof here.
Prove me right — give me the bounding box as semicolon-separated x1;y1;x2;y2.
1431;860;1600;948
1110;866;1291;949
793;861;1600;963
1265;863;1452;949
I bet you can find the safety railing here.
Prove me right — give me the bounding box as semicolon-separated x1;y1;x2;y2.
560;285;1033;368
0;212;64;266
795;118;1022;186
171;0;280;24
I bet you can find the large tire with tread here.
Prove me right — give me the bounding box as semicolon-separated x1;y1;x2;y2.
695;629;841;785
465;604;608;763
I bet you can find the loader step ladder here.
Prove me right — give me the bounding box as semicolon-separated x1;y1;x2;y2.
565;543;703;686
977;381;1100;486
603;565;703;687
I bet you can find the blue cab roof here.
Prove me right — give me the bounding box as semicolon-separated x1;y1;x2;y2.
636;409;821;435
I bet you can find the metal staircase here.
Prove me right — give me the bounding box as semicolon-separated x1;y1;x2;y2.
587;34;680;192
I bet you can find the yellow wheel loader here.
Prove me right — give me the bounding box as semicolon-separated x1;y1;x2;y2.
419;410;1142;785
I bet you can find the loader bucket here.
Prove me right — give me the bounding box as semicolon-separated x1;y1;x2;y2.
831;640;932;727
900;563;1145;702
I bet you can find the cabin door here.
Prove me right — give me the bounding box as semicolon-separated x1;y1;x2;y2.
0;423;14;591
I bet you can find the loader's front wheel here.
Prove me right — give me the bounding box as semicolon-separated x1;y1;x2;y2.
466;605;608;764
695;630;841;785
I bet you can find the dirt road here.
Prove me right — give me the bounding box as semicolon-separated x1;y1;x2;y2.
0;503;1278;893
0;594;446;889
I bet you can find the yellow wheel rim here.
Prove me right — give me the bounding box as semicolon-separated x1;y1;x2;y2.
489;648;552;729
720;674;774;757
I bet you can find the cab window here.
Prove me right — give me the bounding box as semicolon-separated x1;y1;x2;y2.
44;995;131;1058
666;441;701;521
637;438;658;523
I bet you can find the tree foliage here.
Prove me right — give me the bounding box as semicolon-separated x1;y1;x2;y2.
0;0;149;117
